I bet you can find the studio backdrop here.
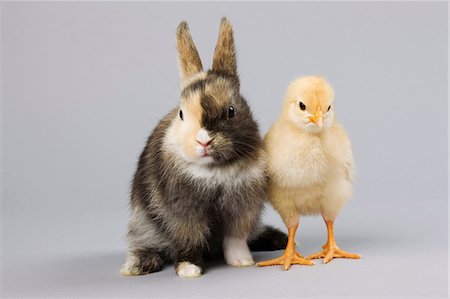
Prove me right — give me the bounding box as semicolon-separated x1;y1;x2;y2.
2;1;448;297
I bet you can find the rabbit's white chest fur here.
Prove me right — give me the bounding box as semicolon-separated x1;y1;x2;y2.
184;156;266;187
267;133;328;188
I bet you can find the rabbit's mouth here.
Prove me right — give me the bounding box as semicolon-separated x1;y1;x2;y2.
198;146;213;158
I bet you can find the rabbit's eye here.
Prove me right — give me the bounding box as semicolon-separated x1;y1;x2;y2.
228;106;235;118
299;102;306;111
327;105;331;112
179;110;184;120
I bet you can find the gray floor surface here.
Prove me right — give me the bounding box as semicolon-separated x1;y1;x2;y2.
2;198;448;298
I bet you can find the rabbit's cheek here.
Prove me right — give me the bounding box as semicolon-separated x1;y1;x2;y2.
179;126;201;160
181;141;197;160
175;108;203;161
165;116;202;162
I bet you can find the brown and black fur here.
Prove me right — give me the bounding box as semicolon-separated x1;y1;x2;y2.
121;18;287;277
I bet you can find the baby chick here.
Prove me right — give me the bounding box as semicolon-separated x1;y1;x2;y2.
257;76;360;270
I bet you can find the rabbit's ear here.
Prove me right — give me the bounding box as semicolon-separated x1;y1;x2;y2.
212;17;237;78
176;21;203;81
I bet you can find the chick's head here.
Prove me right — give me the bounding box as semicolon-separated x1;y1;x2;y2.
283;76;335;133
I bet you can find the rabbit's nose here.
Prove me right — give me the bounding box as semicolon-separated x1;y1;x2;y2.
196;139;213;148
196;128;213;147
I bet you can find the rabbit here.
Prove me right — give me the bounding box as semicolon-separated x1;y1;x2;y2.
120;17;287;278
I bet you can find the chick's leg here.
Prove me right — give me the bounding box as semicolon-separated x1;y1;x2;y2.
306;219;360;263
256;223;314;270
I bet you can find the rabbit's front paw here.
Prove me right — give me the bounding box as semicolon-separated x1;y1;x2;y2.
224;236;255;267
176;262;203;278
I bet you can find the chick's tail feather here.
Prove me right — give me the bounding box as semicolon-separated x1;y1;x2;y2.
248;225;288;251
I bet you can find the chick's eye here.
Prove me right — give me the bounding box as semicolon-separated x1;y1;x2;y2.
299;102;306;111
179;110;183;120
327;105;331;112
228;106;235;118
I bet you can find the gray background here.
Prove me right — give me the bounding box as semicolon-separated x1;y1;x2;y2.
1;1;448;298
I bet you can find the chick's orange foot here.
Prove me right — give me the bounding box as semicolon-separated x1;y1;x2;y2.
256;224;314;270
257;250;314;270
306;219;360;264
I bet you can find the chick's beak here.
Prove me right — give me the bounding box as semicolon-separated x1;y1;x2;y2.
308;106;323;126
